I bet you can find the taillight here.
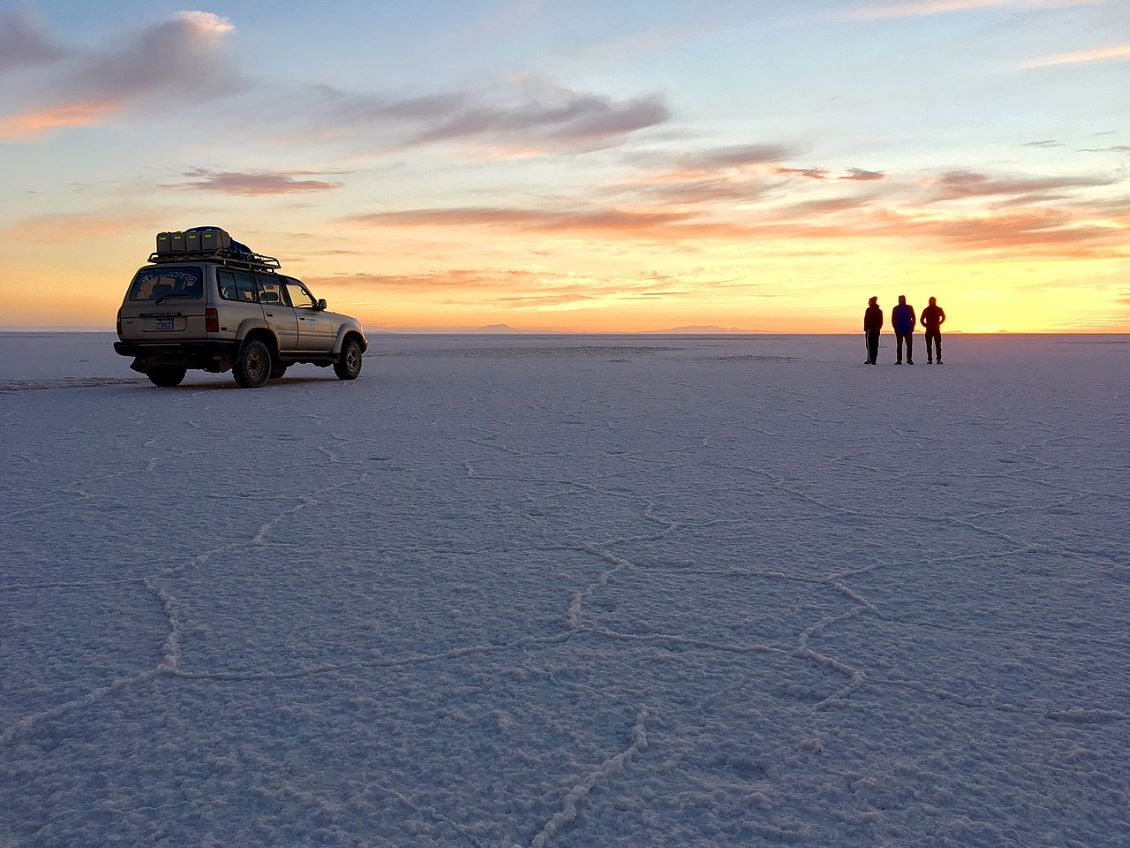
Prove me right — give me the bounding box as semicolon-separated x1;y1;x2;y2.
205;307;219;333
116;312;123;338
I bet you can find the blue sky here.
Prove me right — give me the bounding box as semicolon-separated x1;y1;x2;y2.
2;1;1128;331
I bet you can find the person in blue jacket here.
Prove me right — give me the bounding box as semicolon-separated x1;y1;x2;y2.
891;295;916;364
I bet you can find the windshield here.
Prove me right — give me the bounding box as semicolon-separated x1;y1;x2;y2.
129;266;203;303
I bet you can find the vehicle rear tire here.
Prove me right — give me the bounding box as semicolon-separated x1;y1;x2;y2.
233;339;271;388
333;338;363;380
147;366;186;387
269;365;287;380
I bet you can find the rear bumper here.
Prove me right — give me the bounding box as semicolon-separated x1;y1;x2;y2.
115;340;241;373
114;340;240;358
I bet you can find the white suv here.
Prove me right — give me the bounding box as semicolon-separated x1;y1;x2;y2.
114;228;367;388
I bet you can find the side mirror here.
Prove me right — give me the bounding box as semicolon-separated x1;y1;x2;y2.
316;298;327;311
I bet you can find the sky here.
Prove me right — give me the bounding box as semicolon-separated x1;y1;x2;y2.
1;0;1128;333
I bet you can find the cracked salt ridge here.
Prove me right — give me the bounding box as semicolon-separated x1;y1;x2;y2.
1;333;1129;847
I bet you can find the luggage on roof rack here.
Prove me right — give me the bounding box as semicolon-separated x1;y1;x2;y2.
152;226;280;270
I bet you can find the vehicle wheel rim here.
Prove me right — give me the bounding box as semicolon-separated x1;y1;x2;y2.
347;348;360;372
248;350;268;380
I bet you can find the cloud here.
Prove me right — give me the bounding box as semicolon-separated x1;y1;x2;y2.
317;81;669;153
845;0;1010;19
2;211;153;241
679;144;797;171
0;11;68;73
75;12;240;102
887;208;1124;255
1079;145;1130;153
776;166;829;180
840;168;885;181
349;205;716;238
0;12;242;139
776;196;874;216
930;170;1116;199
1021;140;1063;148
176;168;342;196
307;267;695;309
843;0;1098;20
634;178;772;205
1021;42;1130;68
0;99;121;142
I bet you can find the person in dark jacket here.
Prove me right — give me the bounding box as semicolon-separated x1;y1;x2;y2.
920;296;946;364
891;295;916;364
863;296;883;364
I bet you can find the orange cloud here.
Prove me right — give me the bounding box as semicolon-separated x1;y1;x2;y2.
1021;42;1130;68
0;99;120;141
346;196;1126;260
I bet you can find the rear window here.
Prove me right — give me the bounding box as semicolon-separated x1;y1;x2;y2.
129;266;203;303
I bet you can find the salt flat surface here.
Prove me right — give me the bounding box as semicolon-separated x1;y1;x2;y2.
2;332;1128;847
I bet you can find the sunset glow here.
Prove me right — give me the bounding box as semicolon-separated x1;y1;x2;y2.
1;1;1127;333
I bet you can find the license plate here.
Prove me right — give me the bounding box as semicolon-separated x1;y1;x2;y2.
154;319;174;330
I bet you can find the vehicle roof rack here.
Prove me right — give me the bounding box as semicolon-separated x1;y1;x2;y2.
148;249;282;272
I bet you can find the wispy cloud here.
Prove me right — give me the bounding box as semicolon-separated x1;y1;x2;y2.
176;169;342;196
316;80;669;154
343;166;1126;259
1021;42;1130;68
929;169;1116;199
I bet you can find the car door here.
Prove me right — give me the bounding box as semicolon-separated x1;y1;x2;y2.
283;277;336;353
255;274;299;352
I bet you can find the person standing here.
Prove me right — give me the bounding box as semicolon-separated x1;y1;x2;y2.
920;296;946;364
891;295;916;365
863;297;883;364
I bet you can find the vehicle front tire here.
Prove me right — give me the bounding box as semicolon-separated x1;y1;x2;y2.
333;338;363;380
147;366;186;387
233;339;272;388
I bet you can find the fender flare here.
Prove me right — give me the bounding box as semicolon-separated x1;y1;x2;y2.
235;319;280;355
332;324;367;355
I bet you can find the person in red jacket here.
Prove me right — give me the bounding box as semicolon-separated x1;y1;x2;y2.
920;296;946;364
863;296;883;364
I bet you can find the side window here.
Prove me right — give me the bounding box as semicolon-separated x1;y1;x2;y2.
284;278;317;309
234;272;257;302
256;274;287;306
217;270;238;301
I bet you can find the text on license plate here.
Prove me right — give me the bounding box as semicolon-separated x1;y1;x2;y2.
154;319;174;331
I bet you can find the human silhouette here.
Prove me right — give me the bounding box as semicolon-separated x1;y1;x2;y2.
920;296;946;364
863;296;882;364
891;295;915;364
